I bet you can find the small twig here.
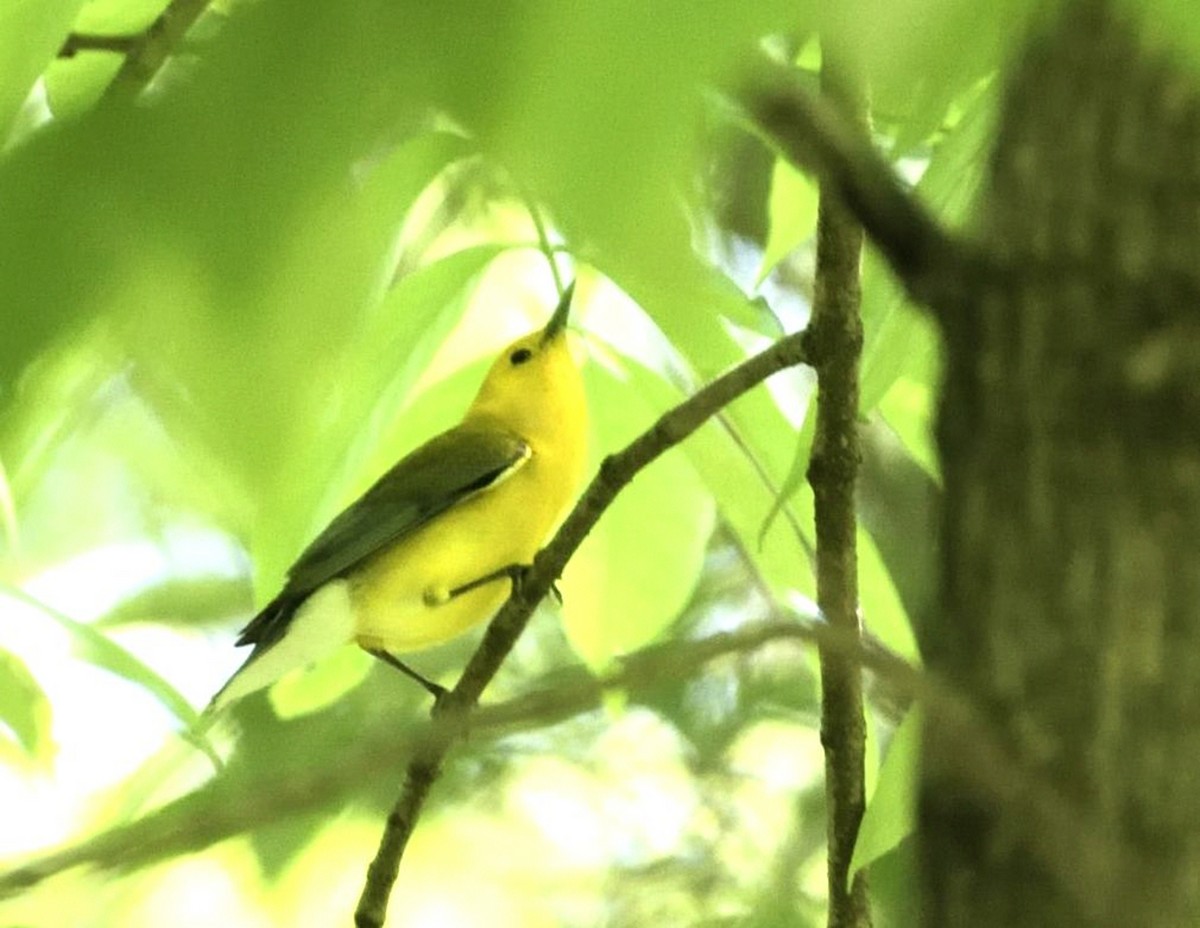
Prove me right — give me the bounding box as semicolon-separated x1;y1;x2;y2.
717;407;817;562
523;195;566;297
58;33;141;59
353;327;814;927
503;167;566;296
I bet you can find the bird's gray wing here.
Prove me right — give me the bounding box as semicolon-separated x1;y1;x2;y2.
236;423;529;652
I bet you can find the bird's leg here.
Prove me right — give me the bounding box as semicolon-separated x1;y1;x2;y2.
443;564;563;604
368;649;448;702
447;563;526;598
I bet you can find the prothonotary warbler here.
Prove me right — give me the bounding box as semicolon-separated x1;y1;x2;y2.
208;283;587;711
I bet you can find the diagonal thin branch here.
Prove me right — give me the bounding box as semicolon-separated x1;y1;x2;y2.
353;327;813;927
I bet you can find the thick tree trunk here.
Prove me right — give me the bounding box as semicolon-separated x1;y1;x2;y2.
922;2;1200;925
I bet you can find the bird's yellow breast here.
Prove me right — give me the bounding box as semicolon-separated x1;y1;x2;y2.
349;439;582;653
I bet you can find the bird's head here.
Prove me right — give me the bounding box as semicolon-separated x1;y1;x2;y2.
466;283;588;454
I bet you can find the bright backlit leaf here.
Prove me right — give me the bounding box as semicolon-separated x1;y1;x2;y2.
759;158;819;285
0;648;53;768
4;584;202;730
0;0;86;143
850;707;922;879
560;361;716;669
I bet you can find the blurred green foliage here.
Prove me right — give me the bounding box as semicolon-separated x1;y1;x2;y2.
6;0;1193;926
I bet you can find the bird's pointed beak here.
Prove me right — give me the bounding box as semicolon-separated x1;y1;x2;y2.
540;281;575;346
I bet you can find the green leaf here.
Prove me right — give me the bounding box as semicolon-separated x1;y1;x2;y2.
249;244;504;590
560;361;716;669
0;455;18;554
859;87;996;413
0;647;53;768
602;255;782;387
321;241;508;486
712;415;816;601
850;707;922;879
619;356;815;603
758;158;819;285
0;0;470;401
753;398;817;559
74;0;166;33
878;376;940;481
2;584;202;731
44;0;167;118
0;0;86;144
43;53;124;119
1138;0;1200;74
859;276;938;417
121;130;471;497
858;528;920;662
97;576;252;629
608;272;817;600
825;0;1040;150
353;242;509;434
389;0;795;346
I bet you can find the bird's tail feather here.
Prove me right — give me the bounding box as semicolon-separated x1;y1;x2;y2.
206;582;355;714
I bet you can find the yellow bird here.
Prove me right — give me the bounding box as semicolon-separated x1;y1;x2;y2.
209;283;587;711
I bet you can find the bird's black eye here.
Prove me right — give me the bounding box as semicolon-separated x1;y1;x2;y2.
510;347;533;366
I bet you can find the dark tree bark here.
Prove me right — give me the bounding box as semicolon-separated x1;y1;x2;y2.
922;2;1200;925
